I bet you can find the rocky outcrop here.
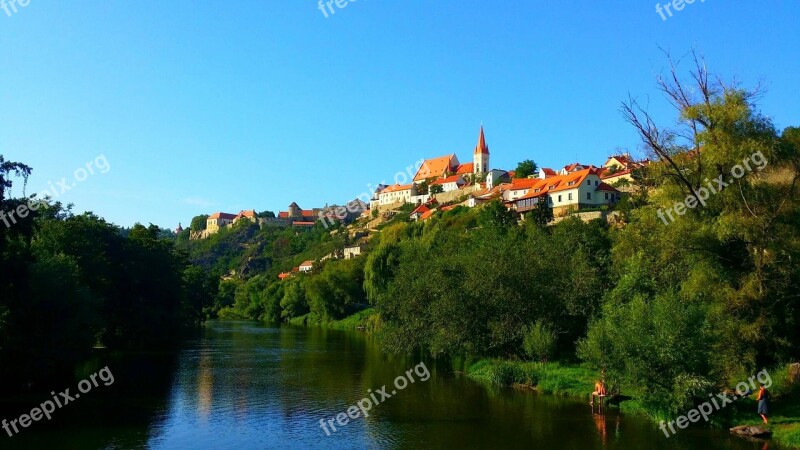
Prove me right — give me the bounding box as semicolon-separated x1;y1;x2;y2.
730;425;771;439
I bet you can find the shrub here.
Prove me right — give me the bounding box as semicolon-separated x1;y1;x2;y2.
523;321;556;362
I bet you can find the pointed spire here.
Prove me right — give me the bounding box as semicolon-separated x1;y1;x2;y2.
474;125;489;155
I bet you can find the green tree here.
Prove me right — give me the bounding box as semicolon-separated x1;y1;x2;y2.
190;214;209;231
514;159;538;178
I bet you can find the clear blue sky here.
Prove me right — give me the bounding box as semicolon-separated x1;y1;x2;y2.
1;0;798;228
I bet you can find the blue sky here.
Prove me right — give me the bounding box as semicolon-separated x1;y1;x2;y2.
1;0;798;228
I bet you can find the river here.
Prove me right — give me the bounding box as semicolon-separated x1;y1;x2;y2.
0;320;781;449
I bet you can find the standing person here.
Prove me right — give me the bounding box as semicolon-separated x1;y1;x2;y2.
757;383;770;424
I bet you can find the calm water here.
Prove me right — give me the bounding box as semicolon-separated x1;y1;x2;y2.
0;320;781;449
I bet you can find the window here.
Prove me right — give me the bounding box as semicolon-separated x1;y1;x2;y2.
568;193;572;200
587;192;591;200
595;180;599;186
605;193;609;200
587;180;591;185
558;195;562;202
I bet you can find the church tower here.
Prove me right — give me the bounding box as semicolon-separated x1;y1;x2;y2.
473;125;490;174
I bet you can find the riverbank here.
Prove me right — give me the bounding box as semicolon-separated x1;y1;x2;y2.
466;358;800;449
287;307;380;332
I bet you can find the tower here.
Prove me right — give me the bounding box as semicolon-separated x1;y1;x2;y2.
473;125;490;174
288;202;301;219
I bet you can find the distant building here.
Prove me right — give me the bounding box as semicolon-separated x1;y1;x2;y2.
378;183;417;205
299;261;314;273
431;175;466;193
344;245;364;259
207;212;237;233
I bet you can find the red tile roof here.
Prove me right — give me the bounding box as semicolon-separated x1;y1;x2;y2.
410;204;430;216
540;168;557;178
235;210;256;220
431;175;464;186
508;178;539;191
550;169;594;193
381;183;414;193
414;155;457;181
419;209;436;221
209;212;237;220
454;163;474;175
300;261;314;268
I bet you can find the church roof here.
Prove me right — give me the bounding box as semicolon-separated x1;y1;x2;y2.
474;125;489;155
413;155;457;181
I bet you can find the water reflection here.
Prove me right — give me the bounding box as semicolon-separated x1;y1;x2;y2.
0;321;783;450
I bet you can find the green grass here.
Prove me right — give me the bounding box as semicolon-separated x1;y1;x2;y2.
466;359;596;397
466;359;800;449
286;308;379;332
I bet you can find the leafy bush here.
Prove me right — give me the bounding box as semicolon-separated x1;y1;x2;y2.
523;321;556;362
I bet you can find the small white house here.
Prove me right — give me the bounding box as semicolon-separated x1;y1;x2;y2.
299;261;314;273
430;175;465;193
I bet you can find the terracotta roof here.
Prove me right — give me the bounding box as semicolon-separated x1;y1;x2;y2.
209;212;237;220
431;175;464;185
507;170;516;178
474;126;489;155
300;261;314;268
562;163;588;173
550;169;594;193
235;210;256;220
381;183;414;193
540;168;557;178
278;212;289;218
278;272;292;280
454;163;474;175
414;154;456;181
292;221;315;227
508;178;539;191
410;204;430;215
419;209;436;221
440;205;457;212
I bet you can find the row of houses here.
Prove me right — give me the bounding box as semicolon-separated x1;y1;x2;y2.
181;126;647;236
369;126;647;220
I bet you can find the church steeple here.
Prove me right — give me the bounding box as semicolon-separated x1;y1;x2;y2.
474;125;489;155
473;125;490;174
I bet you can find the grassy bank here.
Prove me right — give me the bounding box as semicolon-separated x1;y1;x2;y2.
467;359;800;449
287;307;379;332
466;359;596;397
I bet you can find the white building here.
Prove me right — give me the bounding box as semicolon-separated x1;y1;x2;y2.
378;183;416;205
430;175;465;192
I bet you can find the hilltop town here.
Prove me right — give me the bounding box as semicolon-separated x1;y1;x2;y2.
185;125;648;240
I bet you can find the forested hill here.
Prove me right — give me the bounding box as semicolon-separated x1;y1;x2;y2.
174;67;800;427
